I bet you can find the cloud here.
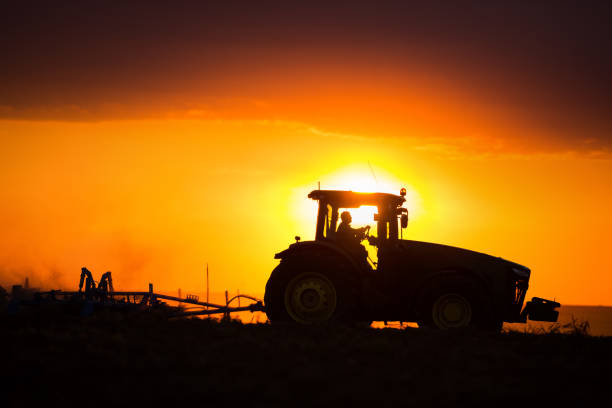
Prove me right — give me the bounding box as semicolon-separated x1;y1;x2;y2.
1;1;610;154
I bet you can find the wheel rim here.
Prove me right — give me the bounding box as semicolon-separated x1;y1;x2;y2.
432;293;472;329
284;272;337;324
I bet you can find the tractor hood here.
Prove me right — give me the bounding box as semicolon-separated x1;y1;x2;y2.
395;239;530;280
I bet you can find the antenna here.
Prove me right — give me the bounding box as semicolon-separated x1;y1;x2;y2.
368;161;378;187
318;181;320;190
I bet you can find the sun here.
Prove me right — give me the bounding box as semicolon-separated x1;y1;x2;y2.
323;164;420;222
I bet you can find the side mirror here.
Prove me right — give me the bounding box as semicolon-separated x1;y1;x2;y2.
401;213;408;229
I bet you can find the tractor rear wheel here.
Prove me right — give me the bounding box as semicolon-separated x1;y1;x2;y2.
283;272;338;324
264;256;359;325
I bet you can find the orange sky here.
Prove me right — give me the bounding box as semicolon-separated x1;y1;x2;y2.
1;2;611;306
1;118;611;305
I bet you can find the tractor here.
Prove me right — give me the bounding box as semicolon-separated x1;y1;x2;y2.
264;189;560;330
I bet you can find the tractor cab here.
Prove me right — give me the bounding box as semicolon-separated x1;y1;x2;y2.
307;189;408;246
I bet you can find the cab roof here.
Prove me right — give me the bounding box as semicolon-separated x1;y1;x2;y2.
308;190;405;208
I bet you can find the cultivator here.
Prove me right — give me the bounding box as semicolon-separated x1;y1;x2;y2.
9;267;265;319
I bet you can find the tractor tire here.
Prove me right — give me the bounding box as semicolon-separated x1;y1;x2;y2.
417;274;500;331
264;254;360;325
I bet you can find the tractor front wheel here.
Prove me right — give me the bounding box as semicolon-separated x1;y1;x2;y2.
431;292;473;329
417;275;499;331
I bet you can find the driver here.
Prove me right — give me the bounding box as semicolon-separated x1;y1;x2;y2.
336;211;369;245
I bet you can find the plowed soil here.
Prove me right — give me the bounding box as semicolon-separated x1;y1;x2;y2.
3;312;610;406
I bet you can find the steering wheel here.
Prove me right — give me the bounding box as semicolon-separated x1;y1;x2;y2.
361;225;371;241
365;225;378;246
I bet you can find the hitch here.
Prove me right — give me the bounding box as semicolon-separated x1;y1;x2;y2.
518;297;560;323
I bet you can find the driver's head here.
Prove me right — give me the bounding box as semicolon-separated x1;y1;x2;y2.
340;211;352;224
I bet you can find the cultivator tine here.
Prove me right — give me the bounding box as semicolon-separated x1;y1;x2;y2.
19;268;266;320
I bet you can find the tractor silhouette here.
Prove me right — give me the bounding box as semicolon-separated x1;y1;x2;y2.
264;189;559;330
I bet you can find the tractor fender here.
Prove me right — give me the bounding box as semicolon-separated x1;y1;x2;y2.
274;241;365;273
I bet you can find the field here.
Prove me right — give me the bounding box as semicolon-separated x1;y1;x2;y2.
3;310;611;407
